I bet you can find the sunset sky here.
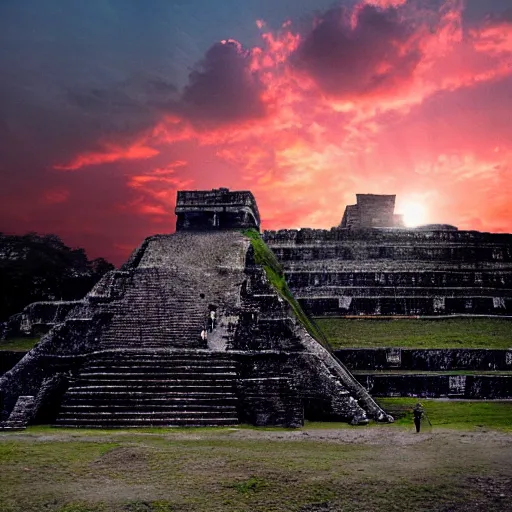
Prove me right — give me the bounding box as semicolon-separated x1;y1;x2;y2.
1;0;511;265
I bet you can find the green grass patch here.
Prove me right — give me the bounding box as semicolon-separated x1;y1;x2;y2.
376;398;512;431
0;337;39;351
1;426;511;511
317;317;512;349
242;229;330;349
231;476;269;494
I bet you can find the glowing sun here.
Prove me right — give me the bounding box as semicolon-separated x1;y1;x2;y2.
400;201;428;227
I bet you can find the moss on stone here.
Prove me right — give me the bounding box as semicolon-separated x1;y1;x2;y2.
242;229;330;350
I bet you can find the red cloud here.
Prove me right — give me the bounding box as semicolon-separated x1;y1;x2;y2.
54;140;159;171
123;162;195;222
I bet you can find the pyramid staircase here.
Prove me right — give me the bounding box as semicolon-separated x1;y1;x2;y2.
98;268;207;350
55;350;239;427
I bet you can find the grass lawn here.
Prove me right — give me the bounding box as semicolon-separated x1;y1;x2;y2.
0;401;511;512
0;337;40;351
317;317;512;349
376;398;512;431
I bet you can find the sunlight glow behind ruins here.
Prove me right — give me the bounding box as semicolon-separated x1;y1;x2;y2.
398;200;428;227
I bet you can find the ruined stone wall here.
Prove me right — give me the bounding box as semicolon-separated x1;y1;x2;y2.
356;374;512;399
335;348;512;371
3;300;83;338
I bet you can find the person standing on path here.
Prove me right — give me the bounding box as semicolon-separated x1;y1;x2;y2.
413;403;424;433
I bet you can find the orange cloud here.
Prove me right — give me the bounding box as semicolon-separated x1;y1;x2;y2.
123;162;195;222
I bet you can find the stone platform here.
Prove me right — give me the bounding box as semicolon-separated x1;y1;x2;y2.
264;228;512;316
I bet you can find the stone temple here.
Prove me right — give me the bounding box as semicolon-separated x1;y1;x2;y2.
0;189;392;429
340;194;404;229
266;194;512;317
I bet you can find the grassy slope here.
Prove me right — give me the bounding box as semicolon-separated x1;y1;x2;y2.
242;229;330;349
0;337;39;351
317;317;512;349
376;398;512;431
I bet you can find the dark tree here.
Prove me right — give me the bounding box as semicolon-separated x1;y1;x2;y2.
0;233;115;321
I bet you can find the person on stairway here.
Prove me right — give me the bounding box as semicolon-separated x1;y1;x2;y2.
209;309;216;331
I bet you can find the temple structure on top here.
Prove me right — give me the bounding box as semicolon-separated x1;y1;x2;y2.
341;194;404;229
175;188;260;231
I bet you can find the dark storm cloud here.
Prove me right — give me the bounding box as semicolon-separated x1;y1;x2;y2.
66;76;179;141
292;4;422;98
463;1;512;22
179;40;267;126
0;0;181;177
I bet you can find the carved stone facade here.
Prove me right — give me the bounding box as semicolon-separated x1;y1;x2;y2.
175;188;260;231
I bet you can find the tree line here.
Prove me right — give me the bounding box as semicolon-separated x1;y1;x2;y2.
0;233;114;321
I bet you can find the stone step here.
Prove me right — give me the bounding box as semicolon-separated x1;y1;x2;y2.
68;384;236;393
102;323;203;330
100;332;202;337
87;354;236;362
60;403;236;411
81;369;236;376
57;346;240;427
101;330;205;334
100;335;203;340
63;392;237;406
83;365;236;372
74;378;236;387
74;375;236;382
54;417;238;427
79;371;237;378
99;341;204;346
58;409;236;418
64;389;237;397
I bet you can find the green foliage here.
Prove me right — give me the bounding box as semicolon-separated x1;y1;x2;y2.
0;337;40;351
231;476;269;494
242;229;330;349
317;317;512;349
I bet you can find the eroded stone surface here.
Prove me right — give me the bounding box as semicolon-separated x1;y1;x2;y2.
264;227;512;316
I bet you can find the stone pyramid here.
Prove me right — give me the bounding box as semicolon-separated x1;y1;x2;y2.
0;188;392;428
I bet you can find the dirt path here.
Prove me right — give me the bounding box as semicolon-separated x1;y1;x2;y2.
4;424;511;447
